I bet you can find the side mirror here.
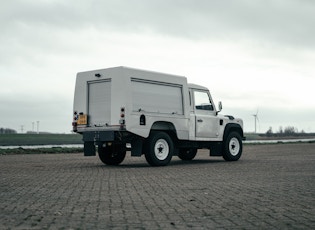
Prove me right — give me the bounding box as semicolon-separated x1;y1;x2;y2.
217;101;222;114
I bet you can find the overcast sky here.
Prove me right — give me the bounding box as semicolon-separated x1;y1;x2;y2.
1;0;314;133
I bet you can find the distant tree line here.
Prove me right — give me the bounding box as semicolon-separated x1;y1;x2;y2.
0;128;17;134
265;126;310;137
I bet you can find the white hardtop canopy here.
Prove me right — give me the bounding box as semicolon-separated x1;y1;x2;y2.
188;83;209;91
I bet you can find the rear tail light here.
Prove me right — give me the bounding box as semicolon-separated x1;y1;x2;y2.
119;107;125;129
73;111;78;121
72;111;78;132
72;121;78;132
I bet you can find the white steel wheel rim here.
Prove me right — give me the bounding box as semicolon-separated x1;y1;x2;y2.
229;137;240;156
154;139;169;160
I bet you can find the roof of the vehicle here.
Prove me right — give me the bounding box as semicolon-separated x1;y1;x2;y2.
78;66;185;78
188;83;209;91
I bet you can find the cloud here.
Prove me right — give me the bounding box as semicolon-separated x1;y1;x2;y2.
2;0;314;74
1;0;314;133
0;90;72;133
2;0;314;67
3;0;315;45
229;106;315;133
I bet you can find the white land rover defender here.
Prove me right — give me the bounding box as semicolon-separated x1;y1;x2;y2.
72;66;245;166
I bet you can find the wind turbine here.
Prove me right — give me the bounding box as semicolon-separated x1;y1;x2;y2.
252;110;259;133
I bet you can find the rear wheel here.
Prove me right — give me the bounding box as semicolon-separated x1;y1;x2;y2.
144;132;173;166
223;132;242;161
98;144;126;165
178;148;197;161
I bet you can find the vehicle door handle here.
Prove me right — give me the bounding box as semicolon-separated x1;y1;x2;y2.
197;119;203;122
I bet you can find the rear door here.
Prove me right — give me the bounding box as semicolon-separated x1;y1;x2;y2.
192;90;220;138
88;79;111;126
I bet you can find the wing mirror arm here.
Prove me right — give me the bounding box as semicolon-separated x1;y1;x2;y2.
216;101;222;115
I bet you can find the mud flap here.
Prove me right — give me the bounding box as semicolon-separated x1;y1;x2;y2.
130;139;143;156
210;142;222;156
84;142;96;156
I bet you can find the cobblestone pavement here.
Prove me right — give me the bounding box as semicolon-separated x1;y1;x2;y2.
1;143;315;229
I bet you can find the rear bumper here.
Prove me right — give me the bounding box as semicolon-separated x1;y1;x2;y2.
82;131;115;156
81;130;142;157
83;131;115;143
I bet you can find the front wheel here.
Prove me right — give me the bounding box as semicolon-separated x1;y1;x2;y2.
144;132;174;166
223;132;242;161
98;144;126;165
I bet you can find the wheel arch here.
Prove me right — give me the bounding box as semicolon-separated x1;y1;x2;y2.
223;123;244;141
150;121;178;141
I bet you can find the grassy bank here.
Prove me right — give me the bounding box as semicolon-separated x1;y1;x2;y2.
0;147;83;155
0;134;83;146
244;133;315;140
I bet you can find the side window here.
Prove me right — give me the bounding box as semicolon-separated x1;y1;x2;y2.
194;91;213;111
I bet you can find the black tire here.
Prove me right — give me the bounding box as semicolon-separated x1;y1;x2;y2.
178;148;197;161
98;144;126;165
144;132;174;166
222;132;242;161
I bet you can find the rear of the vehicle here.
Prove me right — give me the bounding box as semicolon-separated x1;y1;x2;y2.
73;69;123;131
72;67;129;164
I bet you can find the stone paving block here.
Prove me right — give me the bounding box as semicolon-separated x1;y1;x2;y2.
0;143;315;229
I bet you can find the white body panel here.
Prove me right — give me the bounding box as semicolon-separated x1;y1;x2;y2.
73;66;243;142
74;67;190;139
